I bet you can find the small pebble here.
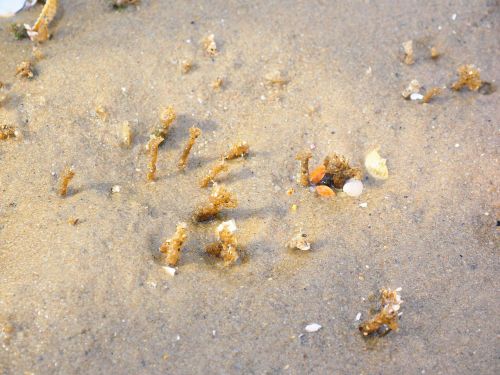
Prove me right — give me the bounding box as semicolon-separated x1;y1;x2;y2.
343;178;363;197
410;93;424;101
359;202;368;208
355;312;362;321
111;185;121;193
305;323;322;333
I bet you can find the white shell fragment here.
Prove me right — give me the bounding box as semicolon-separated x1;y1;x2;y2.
305;323;322;333
343;178;363;197
111;185;121;193
402;79;421;99
287;231;311;251
410;93;424;101
365;147;389;180
162;266;176;277
0;0;36;18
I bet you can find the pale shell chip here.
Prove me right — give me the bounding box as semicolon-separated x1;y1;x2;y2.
364;147;389;180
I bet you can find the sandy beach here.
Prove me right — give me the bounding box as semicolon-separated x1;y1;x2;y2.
0;1;499;374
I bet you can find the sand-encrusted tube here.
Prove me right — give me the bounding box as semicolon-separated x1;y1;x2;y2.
59;167;75;197
296;150;312;187
147;136;164;181
159;222;188;266
200;160;229;188
178;127;201;170
193;184;237;222
224;141;249;160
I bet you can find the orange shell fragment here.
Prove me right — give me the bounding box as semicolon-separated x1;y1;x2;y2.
316;185;335;197
310;165;326;184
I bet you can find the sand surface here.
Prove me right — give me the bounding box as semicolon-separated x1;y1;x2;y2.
0;1;499;374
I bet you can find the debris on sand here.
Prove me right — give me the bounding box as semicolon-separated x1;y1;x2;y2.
421;87;442;103
401;79;421;99
95;105;108;121
111;0;140;10
200;160;229;188
159;222;188;267
68;217;79;226
359;287;403;337
224;141;249;160
315;185;335;197
212;77;224;90
15;61;34;79
287;230;311;251
206;219;239;265
264;70;289;87
430;46;440;59
305;323;322;333
202;34;218;56
451;64;482;92
10;23;28;40
0;125;18;140
402;40;414;65
121;121;133;147
323;153;362;189
178;127;201;170
364;147;389;180
146;136;164;181
296;150;312;187
25;0;58;43
153;105;177;141
193;184;238;222
180;59;193;74
343;178;363;197
58;166;75;197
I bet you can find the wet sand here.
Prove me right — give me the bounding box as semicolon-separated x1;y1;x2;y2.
0;1;499;374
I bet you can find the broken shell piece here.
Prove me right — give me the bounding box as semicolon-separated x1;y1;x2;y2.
309;165;326;184
305;323;322;333
162;266;176;277
343;178;363;197
202;34;217;56
111;185;121;193
315;185;335;197
402;79;421;99
121;121;133;147
365;148;389;180
287;231;311;251
402;40;414;65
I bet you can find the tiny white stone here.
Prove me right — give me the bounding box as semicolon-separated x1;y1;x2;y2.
452;13;457;20
111;185;121;193
359;202;368;208
162;266;176;277
410;93;424;101
355;312;362;321
343;178;363;197
455;143;460;148
305;323;322;333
